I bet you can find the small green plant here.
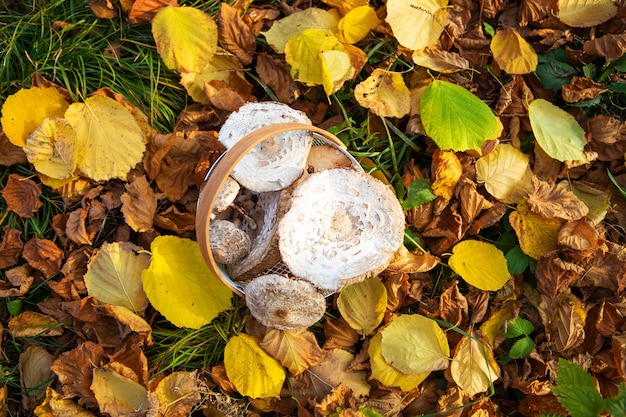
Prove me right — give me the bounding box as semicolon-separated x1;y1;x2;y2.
550;358;626;417
503;316;535;360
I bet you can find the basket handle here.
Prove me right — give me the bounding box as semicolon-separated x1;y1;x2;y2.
196;122;347;296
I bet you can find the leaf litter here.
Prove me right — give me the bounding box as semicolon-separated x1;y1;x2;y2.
0;0;625;416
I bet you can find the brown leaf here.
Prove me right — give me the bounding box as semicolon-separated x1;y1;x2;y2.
467;201;507;235
155;155;198;202
8;311;63;338
385;245;439;274
256;52;300;103
0;174;43;218
535;250;582;299
438;280;469;329
421;202;464;254
538;292;586;353
209;364;237;393
459;180;493;225
22;238;63;277
519;0;552;26
562;76;608;103
588;115;624;145
412;47;471;73
495;75;534;116
66;208;95;245
526;177;589;220
153;205;195;233
218;3;256;65
260;329;325;376
50;341;108;409
314;384;356;417
121;175;162;232
596;301;625;338
154;371;201;417
0;130;27;166
437;386;464;417
322;316;359;350
578;241;625;291
583;33;626;61
0;265;33;297
89;0;117;19
34;387;96;417
558;218;601;252
19;345;54;411
204;79;253;112
0;226;23;269
128;0;178;24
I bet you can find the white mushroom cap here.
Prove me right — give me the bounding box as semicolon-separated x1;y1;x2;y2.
245;274;327;330
213;176;240;213
218;102;313;192
209;220;251;264
278;168;405;292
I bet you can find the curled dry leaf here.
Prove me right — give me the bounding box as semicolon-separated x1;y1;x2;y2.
0;265;33;297
538;292;586;352
526;177;589;221
8;311;63;338
0;131;28;166
120;175;162;233
562;76;608;103
304;349;370;399
128;0;179;24
65;208;94;245
256;52;300;103
583;33;626;61
34;388;96;417
22;238;63;277
260;329;325;375
0;174;43;218
19;345;55;411
412;47;471;73
0;227;23;269
154;371;201;416
218;3;256;65
535;250;582;299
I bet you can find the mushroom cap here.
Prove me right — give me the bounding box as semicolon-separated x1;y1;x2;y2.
209;219;251;264
218;102;313;192
213;176;240;213
278;168;405;292
245;274;327;330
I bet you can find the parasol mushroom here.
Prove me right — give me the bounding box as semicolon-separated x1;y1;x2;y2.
278;167;405;292
218;102;313;192
209;219;251;264
245;274;327;330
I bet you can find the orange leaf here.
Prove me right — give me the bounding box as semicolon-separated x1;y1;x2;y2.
431;149;462;201
490;27;538;74
22;238;64;277
8;311;63;338
120;175;163;232
128;0;178;24
0;174;42;218
218;3;256;65
0;227;24;269
260;329;325;375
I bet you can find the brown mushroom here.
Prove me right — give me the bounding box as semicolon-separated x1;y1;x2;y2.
245;274;327;330
278;168;405;292
209;219;251;264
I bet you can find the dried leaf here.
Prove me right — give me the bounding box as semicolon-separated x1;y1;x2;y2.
538;292;586;352
34;388;96;417
449;240;511;291
306;349;370;399
84;241;150;314
120;175;161;233
128;0;178;24
0;227;23;269
562;76;608;103
354;68;411;118
153;205;196;233
490;27;538;74
556;0;617;27
1;174;43;218
412;47;471;73
526;177;589;221
450;335;499;396
337;277;387;336
385;245;439;274
22;238;63;277
260;329;324;375
322;317;360;349
558;218;600;252
385;0;448;51
509;200;563;260
91;367;152;416
256;52;300;103
476;143;533;204
8;311;63;338
65;208;93;245
583;33;626;61
0;131;28;166
224;333;286;398
154;371;201;417
218;3;256;65
430;149;462;200
535;250;582;299
19;345;55;411
0;265;33;297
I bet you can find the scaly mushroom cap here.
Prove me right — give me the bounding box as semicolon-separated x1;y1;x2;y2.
278;168;405;292
218;102;313;192
213;176;240;213
245;274;326;330
209;219;251;264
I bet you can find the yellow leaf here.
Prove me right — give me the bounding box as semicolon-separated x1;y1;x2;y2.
337;276;387;336
224;333;286;398
322;0;369;15
490;27;538;74
557;0;617;27
180;53;243;104
450;335;500;397
285;28;344;87
479;302;518;347
260;329;325;376
336;6;380;44
509;200;563;260
141;236;232;329
90;367;151;416
104;305;152;345
431;150;462;201
34;388;96;417
380;314;450;375
307;349;371;398
385;0;448;51
368;331;428;392
354;68;411;118
154;371;201;416
23;118;78;180
84;241;150;314
64;95;145;181
448;240;511;291
152;5;218;73
1;87;69;147
321;49;355;96
262;8;340;54
476;143;533;204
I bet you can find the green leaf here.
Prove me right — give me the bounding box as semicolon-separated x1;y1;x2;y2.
421;80;502;154
606;383;626;417
509;336;535;359
401;178;437;210
505;245;529;275
607;169;626;199
504;317;534;338
608;83;626;93
536;49;577;90
359;407;384;417
556;358;598;389
528;98;586;162
552;386;605;417
7;299;22;316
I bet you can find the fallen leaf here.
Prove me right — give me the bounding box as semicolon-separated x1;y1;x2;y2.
583;33;626;61
88;0;117;19
152;5;218;73
421;80;503;154
262;8;340;54
0;87;69;147
368;331;428;392
306;349;371;399
141;236;232;329
528;98;586;162
23;118;78;180
204;78;255;111
538;292;586;352
381;314;450;375
320;49;355;96
260;329;325;375
385;0;448;51
120;175;161;233
322;0;368;15
490;27;538;74
91;367;152;416
450;334;499;397
336;5;379;44
285;29;346;87
65;208;93;245
218;3;256;65
562;76;608;103
509;200;563;260
0;265;33;297
558;218;600;252
354;68;411;118
322;317;360;349
22;238;63;277
431;149;462;201
128;0;178;24
104;305;153;346
0;227;23;269
179;53;243;104
224;333;286;398
526;177;589;221
564;181;609;225
448;240;511;291
153;205;196;233
255;52;300;103
0;130;28;166
64;95;146;181
412;47;471;72
556;0;617;27
19;345;55;411
476;143;533;204
384;245;440;274
337;276;387;336
154;371;201;417
8;311;63;338
34;387;96;417
459;180;494;226
154;155;198;202
535;250;582;299
84;241;150;314
0;174;43;218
